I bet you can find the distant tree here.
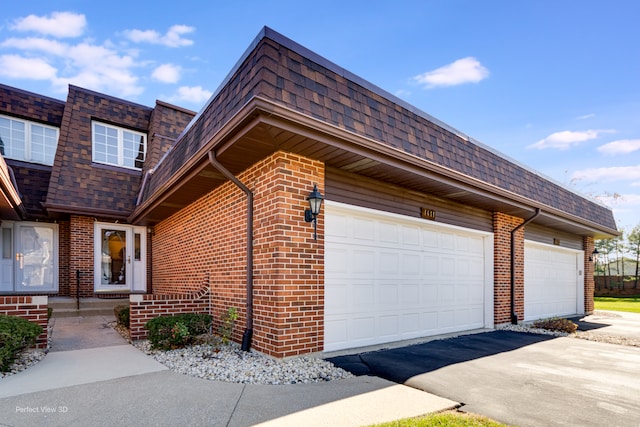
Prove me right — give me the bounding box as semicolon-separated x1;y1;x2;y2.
613;230;626;289
595;238;615;289
628;225;640;289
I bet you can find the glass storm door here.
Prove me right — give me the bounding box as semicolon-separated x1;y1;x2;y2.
94;224;146;292
0;223;14;292
15;223;58;292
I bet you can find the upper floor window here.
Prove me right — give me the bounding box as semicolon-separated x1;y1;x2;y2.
0;115;59;165
92;122;146;170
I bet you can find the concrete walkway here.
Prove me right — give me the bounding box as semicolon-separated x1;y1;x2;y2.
0;315;458;426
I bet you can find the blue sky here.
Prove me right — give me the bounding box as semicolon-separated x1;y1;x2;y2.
1;1;639;232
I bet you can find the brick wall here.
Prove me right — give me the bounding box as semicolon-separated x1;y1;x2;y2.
58;220;71;296
69;215;95;297
152;151;325;357
493;212;525;324
129;286;210;340
0;296;48;348
583;236;595;314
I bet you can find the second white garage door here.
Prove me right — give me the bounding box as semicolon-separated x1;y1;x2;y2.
324;201;494;352
524;240;584;321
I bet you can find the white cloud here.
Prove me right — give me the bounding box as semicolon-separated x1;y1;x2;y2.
51;42;142;97
528;129;614;150
571;165;640;183
10;11;86;38
597;139;640;156
124;25;194;48
152;64;181;83
0;54;57;79
413;57;489;88
2;37;69;56
173;86;212;104
576;113;595;120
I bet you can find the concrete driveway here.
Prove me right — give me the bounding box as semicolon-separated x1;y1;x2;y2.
328;315;640;427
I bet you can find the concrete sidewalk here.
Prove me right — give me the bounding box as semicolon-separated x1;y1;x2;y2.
0;315;458;426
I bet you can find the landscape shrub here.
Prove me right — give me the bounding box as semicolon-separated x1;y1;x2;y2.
113;305;130;328
144;313;212;350
219;307;238;344
0;315;43;372
532;317;578;334
177;312;211;335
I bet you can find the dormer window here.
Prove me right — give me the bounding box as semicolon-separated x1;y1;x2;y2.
92;121;146;170
0;114;59;165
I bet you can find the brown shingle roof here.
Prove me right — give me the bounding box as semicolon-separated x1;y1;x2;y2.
45;86;153;218
140;27;617;233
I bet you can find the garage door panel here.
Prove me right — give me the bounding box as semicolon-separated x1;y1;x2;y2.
525;241;583;321
325;202;492;352
421;229;439;248
380;252;399;274
379;222;400;244
379;315;399;337
402;253;421;275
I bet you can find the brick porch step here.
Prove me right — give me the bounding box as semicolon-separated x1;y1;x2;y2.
49;297;129;318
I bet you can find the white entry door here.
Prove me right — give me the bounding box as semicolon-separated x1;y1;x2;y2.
94;223;146;293
0;221;58;293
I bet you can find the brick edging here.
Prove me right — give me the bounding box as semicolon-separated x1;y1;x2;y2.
128;287;211;340
0;296;49;348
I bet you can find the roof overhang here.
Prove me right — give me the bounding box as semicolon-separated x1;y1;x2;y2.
0;157;27;221
129;96;619;239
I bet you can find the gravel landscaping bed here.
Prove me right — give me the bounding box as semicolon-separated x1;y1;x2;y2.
4;312;639;382
132;339;354;384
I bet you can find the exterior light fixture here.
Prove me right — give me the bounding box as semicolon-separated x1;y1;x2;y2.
590;248;599;263
304;184;324;240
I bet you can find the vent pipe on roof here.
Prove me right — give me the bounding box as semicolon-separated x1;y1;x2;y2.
510;208;541;325
207;151;254;351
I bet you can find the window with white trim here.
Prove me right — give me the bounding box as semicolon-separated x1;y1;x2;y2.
0;115;59;165
92;121;146;170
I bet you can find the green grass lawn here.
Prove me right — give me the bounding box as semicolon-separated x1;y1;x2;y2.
594;296;640;314
369;411;509;427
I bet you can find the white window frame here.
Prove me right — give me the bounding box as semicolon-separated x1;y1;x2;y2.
91;121;147;170
0;114;59;166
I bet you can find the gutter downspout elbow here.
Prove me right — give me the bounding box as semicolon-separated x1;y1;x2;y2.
208;151;254;351
510;208;542;325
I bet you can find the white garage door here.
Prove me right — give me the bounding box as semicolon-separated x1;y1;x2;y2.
524;241;584;321
324;201;493;352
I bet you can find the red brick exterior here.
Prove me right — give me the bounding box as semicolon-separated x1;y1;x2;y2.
493;212;525;324
129;286;210;340
583;236;595;314
0;296;48;348
69;215;95;298
58;220;71;296
151;151;325;357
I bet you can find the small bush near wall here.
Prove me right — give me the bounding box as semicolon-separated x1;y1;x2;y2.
145;313;212;350
532;317;578;334
0;315;43;372
114;305;130;328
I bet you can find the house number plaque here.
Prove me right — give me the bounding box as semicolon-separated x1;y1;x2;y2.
420;208;436;221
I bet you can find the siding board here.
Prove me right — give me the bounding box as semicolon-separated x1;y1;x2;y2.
525;223;583;250
326;167;492;232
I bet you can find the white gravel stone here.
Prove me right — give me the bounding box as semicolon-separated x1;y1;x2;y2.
132;340;354;384
0;348;47;379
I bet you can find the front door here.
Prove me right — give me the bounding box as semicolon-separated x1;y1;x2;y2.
0;221;59;293
94;223;146;293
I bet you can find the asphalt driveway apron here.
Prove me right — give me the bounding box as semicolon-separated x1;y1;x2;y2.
328;330;640;427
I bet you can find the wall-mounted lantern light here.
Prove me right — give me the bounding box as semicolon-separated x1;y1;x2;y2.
304;184;324;240
590;248;599;263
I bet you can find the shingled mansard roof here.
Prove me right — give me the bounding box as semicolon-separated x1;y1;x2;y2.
132;27;618;238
